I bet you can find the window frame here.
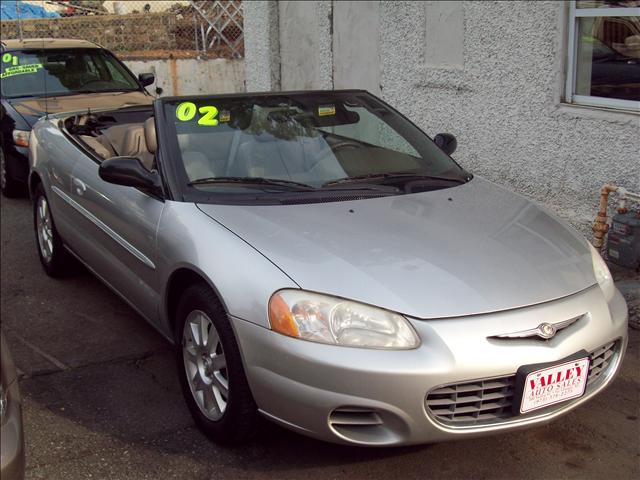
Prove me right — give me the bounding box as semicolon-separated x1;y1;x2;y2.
565;1;640;112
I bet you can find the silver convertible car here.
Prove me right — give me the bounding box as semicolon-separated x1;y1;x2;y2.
28;91;628;446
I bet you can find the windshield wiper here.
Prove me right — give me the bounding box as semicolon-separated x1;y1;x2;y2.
188;176;316;191
4;93;46;99
323;172;468;187
74;88;138;94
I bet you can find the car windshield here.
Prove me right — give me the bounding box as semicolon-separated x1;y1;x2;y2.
0;48;139;98
163;92;470;202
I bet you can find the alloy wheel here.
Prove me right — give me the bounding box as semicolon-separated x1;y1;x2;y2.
182;310;229;421
36;196;54;263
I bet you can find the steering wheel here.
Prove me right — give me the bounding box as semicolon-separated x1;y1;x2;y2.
332;140;362;152
78;79;113;89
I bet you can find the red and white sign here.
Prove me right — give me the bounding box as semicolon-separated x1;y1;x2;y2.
520;357;590;414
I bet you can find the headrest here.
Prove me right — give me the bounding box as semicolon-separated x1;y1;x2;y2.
118;124;147;157
144;117;157;154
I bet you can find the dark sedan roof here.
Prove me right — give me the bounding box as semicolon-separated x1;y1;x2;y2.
1;38;100;50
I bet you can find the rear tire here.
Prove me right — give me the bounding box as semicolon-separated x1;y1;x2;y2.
175;283;259;445
1;148;22;198
33;183;75;277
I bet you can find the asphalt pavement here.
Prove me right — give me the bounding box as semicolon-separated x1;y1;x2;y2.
1;193;639;480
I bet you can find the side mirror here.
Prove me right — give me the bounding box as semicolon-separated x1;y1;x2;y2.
99;156;161;191
434;133;457;155
138;72;155;87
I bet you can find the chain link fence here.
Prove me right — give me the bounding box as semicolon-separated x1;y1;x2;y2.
0;1;244;59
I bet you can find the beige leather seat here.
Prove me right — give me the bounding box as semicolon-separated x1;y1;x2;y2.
80;135;113;159
170;126;217;180
102;122;155;170
185;152;216;180
144;117;156;155
232;132;338;182
97;118;213;179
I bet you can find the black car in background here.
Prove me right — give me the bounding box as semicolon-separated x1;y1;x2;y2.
0;38;155;197
590;37;640;101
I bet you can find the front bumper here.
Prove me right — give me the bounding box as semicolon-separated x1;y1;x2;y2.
3;146;29;184
232;285;628;446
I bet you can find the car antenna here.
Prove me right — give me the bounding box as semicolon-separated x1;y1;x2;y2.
42;37;49;119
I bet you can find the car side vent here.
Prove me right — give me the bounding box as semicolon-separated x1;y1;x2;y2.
328;406;408;445
329;407;384;427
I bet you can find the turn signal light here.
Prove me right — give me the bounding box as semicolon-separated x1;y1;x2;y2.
268;292;300;337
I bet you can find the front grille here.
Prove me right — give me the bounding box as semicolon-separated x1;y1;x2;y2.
587;341;617;385
426;376;516;424
426;340;620;426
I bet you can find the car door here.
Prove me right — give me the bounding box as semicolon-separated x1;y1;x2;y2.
66;132;164;324
34;118;83;242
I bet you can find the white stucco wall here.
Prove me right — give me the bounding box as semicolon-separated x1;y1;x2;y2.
124;58;245;97
244;0;640;233
380;1;639;233
244;0;280;92
333;1;381;94
279;1;333;90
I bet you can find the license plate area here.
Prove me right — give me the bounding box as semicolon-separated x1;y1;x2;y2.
513;351;590;415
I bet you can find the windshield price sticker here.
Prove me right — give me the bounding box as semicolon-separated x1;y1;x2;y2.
176;101;229;126
318;105;336;116
2;53;20;66
2;53;46;79
1;63;43;79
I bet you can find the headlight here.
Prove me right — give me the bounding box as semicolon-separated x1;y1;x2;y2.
12;130;30;147
589;243;615;302
268;290;420;349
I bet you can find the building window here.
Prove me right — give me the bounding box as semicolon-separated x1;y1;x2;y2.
565;1;640;111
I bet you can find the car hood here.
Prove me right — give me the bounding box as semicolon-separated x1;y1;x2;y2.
6;91;152;126
196;177;596;319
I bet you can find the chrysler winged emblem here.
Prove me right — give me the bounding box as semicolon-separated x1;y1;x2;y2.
537;323;557;339
490;315;583;341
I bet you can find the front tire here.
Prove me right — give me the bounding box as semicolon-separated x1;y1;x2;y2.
175;283;259;444
1;148;22;198
33;183;74;277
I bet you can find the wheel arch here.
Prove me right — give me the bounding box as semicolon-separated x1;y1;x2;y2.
164;266;230;339
28;170;42;199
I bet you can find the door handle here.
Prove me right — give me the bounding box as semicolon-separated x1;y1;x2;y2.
72;177;87;195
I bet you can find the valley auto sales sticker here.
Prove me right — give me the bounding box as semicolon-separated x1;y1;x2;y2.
520;357;590;414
